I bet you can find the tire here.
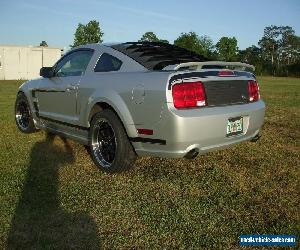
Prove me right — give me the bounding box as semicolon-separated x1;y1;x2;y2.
15;92;37;134
88;109;137;173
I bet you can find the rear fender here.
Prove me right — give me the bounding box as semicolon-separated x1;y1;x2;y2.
84;90;138;138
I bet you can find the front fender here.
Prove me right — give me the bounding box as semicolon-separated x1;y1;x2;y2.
17;80;41;119
84;90;138;138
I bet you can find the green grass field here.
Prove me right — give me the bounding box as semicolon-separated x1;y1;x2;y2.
0;77;299;249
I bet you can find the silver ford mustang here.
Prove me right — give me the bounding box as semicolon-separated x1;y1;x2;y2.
15;42;265;172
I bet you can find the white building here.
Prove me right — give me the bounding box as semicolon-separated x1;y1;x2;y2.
0;45;62;80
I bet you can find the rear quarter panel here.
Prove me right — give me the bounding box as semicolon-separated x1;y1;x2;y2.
79;71;171;137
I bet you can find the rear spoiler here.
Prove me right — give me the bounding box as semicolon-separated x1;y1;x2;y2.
166;61;255;72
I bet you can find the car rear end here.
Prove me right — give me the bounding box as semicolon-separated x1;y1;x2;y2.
110;42;265;158
136;69;265;158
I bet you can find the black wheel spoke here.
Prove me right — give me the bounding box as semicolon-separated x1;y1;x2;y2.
89;110;137;172
16;101;30;130
91;119;116;168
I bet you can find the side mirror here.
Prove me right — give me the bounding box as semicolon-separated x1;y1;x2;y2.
40;67;54;78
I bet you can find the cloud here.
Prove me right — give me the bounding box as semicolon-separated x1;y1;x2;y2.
19;0;181;22
19;2;80;18
93;0;181;21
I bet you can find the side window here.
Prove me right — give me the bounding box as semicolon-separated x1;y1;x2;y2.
94;53;122;72
55;50;94;77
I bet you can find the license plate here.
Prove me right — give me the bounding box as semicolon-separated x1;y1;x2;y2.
226;117;243;137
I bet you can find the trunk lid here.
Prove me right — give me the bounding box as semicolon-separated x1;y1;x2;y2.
203;80;249;106
167;69;255;107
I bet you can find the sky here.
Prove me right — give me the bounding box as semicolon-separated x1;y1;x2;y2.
1;0;300;50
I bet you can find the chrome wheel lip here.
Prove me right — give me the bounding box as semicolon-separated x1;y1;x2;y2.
91;118;117;168
15;100;30;130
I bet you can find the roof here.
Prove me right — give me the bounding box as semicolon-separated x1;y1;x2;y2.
110;42;208;70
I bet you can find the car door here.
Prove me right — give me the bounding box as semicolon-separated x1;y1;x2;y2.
37;49;94;124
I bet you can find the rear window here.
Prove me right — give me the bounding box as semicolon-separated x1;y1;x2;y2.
94;53;122;72
111;42;207;70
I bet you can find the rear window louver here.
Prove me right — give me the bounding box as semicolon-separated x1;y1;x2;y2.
111;42;207;70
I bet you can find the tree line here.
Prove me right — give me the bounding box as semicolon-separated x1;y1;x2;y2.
71;20;300;77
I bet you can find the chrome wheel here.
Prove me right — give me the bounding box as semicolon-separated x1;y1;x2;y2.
16;100;30;130
89;110;136;173
91;119;117;168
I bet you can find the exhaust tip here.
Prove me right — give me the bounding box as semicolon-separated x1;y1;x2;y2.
250;134;261;142
184;148;199;159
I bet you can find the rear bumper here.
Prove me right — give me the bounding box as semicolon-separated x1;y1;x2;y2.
133;100;265;158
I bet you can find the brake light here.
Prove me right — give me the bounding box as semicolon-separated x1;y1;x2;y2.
248;80;260;102
172;82;206;109
218;70;235;77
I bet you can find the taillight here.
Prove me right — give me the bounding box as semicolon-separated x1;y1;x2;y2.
248;80;260;102
172;82;206;109
137;128;153;135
